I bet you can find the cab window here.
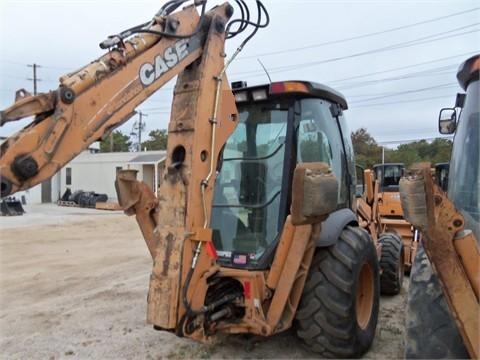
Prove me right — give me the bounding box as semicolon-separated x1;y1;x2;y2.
297;98;348;207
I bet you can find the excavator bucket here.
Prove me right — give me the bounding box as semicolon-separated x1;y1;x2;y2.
115;169;142;214
115;169;159;260
0;197;25;216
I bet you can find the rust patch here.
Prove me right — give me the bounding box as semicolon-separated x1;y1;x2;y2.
163;232;175;276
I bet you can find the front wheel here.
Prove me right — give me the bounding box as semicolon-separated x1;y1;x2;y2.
379;232;404;295
295;226;380;358
405;243;469;359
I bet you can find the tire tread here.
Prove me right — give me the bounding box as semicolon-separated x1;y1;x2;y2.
295;226;380;358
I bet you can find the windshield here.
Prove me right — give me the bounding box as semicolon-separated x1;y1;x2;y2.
210;101;288;268
448;79;479;240
374;164;404;192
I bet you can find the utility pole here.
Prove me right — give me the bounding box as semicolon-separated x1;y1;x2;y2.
131;111;147;152
109;132;114;152
27;63;41;95
28;63;51;202
138;111;147;151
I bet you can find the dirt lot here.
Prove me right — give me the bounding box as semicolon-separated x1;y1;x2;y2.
0;204;407;359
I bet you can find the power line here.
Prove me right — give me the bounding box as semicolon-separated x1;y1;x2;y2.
41;79;64;84
335;65;457;91
1;7;477;71
2;74;29;80
0;59;73;72
327;51;478;85
345;68;456;97
238;7;480;60
141;110;170;115
350;94;455;108
0;59;27;66
140;106;171;112
336;71;455;90
41;64;77;71
0;7;477;92
349;83;457;103
1;32;475;97
233;25;479;77
269;26;479;75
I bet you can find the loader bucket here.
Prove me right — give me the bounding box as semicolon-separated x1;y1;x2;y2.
0;198;25;216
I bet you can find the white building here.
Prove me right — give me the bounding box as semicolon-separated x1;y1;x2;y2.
14;150;166;204
59;150;167;202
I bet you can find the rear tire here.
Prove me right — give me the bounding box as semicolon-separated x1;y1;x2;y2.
295;226;380;358
405;243;469;359
379;233;404;295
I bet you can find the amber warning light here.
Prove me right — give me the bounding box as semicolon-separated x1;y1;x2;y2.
270;81;309;94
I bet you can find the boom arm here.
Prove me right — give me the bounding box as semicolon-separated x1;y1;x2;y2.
1;0;287;342
0;2;233;198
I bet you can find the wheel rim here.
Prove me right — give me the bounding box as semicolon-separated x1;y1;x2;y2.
356;262;374;329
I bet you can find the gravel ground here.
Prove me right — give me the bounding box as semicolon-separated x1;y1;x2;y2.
0;204;407;359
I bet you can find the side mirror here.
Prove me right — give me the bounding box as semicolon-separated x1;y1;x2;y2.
438;108;457;134
291;162;338;225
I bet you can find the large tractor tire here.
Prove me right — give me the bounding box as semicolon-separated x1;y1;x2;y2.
379;232;404;295
295;226;380;358
405;244;469;359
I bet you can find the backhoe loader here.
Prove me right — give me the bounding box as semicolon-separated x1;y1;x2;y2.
356;167;404;295
371;163;416;273
401;54;479;359
0;1;381;357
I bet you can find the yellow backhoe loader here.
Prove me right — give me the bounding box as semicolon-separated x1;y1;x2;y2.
0;1;382;357
371;163;417;273
357;167;404;295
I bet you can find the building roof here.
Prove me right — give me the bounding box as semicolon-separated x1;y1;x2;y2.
129;152;166;164
71;150;166;164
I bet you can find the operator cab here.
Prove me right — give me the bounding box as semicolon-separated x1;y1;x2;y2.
372;163;405;192
442;54;479;241
211;81;355;269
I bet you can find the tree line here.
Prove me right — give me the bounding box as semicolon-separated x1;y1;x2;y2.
351;127;452;168
99;129;167;152
100;127;452;168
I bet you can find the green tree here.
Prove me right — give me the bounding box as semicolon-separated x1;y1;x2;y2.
99;130;131;152
386;146;421;167
351;128;382;168
427;138;453;164
407;140;431;160
386;138;452;167
141;129;168;150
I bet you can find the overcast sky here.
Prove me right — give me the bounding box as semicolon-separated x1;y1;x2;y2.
0;0;478;147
